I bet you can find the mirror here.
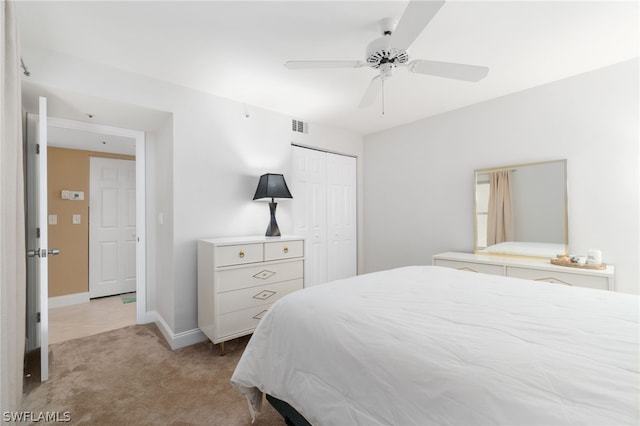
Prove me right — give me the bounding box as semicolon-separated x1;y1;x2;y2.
474;159;568;258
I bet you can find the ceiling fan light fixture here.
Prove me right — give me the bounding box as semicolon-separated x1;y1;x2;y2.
378;63;394;79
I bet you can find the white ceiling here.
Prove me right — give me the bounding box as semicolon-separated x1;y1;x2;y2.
16;0;639;136
21;81;171;155
47;126;136;156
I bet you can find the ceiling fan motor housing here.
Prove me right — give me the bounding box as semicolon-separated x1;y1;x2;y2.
365;36;409;70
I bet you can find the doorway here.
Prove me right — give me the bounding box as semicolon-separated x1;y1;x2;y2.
25;115;147;356
48;117;146;323
47;148;138;344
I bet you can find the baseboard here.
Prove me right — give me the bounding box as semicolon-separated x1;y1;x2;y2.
140;310;157;325
49;292;90;309
152;311;208;350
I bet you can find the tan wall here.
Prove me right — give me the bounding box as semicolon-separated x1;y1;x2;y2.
48;147;135;298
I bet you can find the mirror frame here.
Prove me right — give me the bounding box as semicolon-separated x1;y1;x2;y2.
473;159;568;258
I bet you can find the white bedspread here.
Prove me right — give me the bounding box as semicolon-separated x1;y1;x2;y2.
231;266;639;425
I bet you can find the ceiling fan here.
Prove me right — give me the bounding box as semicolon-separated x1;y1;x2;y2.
284;0;488;109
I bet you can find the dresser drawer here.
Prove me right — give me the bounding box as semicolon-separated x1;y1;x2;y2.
218;279;302;314
506;266;610;291
217;304;271;340
216;260;303;292
265;240;304;261
434;259;503;276
215;243;263;266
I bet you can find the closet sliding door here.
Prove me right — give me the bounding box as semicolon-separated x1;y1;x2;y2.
291;146;327;286
291;145;356;287
326;153;357;281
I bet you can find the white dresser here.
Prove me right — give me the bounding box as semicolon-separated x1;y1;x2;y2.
198;235;304;352
433;251;615;291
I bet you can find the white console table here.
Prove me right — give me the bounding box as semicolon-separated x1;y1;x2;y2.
433;251;615;291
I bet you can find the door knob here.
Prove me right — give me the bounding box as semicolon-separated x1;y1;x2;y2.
27;248;60;258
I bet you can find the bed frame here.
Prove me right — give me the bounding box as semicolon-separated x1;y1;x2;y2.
266;394;312;426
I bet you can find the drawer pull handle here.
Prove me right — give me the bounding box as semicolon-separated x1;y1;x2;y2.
283;247;289;254
253;290;276;300
253;310;268;320
253;270;276;280
534;277;572;286
239;250;245;258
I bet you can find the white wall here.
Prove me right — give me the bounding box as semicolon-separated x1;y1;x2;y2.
22;47;364;341
153;118;174;329
364;59;639;294
169;97;364;334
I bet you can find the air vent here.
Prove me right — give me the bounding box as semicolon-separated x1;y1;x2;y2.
291;119;308;134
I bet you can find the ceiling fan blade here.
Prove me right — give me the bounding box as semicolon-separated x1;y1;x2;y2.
391;0;445;51
285;60;364;69
359;75;383;108
408;59;489;82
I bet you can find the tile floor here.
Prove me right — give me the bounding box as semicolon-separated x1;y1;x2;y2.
48;293;137;344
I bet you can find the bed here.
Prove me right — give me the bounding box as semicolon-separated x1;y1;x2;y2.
231;266;639;425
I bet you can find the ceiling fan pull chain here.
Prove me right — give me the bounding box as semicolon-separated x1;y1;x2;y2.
382;78;385;115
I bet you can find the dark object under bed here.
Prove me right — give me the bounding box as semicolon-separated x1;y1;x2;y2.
266;394;312;426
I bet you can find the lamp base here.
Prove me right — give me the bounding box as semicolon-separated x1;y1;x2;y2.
265;202;281;237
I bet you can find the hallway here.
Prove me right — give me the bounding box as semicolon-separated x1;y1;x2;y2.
49;293;136;344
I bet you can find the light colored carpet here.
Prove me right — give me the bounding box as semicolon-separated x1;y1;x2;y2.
22;324;285;425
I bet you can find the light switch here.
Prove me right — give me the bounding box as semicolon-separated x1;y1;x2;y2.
72;214;81;225
48;215;57;225
62;190;84;200
70;191;84;200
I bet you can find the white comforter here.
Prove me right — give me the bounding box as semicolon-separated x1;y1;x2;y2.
231;266;639;425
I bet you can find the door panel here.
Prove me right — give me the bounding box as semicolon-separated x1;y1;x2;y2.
89;157;136;298
292;146;327;287
25;97;51;381
100;242;118;281
326;153;357;281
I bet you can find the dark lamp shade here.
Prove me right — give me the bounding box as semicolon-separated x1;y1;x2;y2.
253;173;293;201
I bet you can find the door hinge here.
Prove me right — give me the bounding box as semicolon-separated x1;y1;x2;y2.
37;312;41;323
36;227;40;238
36;144;40;154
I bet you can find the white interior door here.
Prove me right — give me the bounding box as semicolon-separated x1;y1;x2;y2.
89;157;136;298
326;153;357;281
26;97;55;381
292;146;327;287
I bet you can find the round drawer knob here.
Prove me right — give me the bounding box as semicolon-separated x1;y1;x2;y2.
283;247;289;253
239;250;245;258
